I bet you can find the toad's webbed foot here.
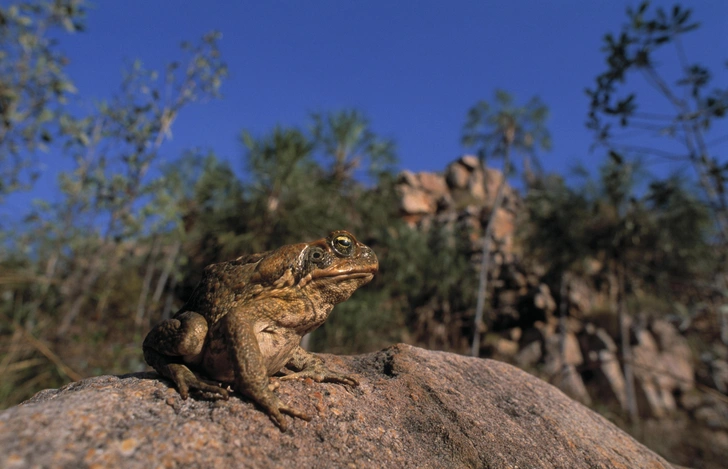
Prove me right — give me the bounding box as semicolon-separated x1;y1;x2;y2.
280;369;359;387
279;368;359;387
281;346;359;387
167;363;229;400
251;390;311;431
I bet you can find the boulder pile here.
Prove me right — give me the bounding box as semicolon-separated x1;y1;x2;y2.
394;156;728;467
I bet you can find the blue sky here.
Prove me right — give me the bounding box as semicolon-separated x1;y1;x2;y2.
5;0;728;216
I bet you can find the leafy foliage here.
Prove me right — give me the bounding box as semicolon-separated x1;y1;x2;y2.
520;174;590;276
0;11;228;406
522;157;716;313
463;89;551;166
587;0;728;241
0;0;86;199
311;109;397;183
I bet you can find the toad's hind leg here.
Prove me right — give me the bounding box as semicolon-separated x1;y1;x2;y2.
143;311;228;400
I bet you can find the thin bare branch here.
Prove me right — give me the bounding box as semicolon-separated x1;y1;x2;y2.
19;325;83;382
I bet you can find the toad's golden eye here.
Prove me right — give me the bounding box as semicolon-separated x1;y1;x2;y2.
333;235;353;256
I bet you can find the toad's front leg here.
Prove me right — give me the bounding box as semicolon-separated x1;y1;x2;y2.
222;314;310;431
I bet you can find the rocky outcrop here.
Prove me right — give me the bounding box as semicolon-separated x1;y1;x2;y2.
512;316;698;419
396;157;556;347
0;345;677;469
392;156;726;467
631;320;694;418
397;156;519;253
394;158;704;417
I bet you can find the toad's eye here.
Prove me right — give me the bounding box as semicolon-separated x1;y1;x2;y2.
333;235;354;256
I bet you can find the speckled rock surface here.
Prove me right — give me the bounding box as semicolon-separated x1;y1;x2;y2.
0;344;677;468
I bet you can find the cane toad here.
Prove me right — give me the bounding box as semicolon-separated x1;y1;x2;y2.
143;230;378;430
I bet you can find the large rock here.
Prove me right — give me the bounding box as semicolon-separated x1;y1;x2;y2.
632;321;695;418
0;345;677;469
398;184;437;215
649;319;694;392
534;283;557;314
543;332;584;375
633;330;675;418
397;170;438;216
490;207;515;244
483;167;506;202
552;364;592;406
709;358;728;394
396;170;453;226
416;172;449;199
445;157;473;189
444;156;490;206
567;276;593;316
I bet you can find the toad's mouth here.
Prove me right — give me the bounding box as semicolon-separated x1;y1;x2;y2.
313;270;375;280
299;267;376;287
